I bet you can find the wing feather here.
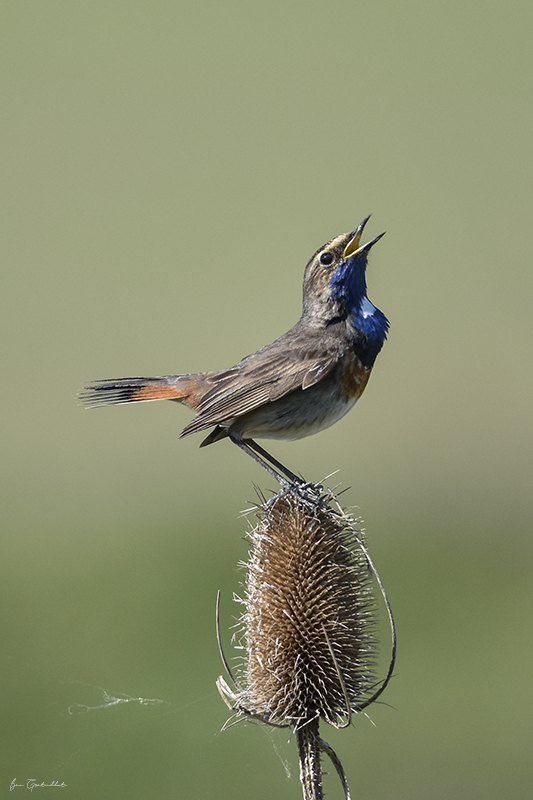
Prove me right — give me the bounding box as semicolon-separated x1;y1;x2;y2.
180;327;343;437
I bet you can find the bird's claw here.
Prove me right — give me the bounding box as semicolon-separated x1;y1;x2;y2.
285;477;325;506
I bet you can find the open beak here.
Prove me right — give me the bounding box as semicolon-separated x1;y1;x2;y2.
343;215;385;259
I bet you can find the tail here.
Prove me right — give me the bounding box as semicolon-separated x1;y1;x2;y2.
79;375;204;410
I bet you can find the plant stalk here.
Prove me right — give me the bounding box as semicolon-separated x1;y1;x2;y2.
296;718;323;800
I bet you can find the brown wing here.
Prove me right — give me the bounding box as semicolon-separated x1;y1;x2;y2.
179;326;344;437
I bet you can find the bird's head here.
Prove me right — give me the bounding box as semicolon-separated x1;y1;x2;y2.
302;215;388;341
301;216;389;365
302;216;383;319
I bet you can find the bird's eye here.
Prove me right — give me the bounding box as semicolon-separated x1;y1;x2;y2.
319;252;334;266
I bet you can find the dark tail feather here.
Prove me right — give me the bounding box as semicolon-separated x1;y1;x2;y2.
79;376;191;408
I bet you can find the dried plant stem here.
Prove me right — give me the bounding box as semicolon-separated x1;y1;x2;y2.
296;719;352;800
296;719;323;800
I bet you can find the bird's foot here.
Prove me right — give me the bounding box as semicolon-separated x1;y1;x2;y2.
286;477;325;506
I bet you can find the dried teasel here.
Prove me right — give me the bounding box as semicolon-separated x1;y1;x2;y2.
217;484;395;799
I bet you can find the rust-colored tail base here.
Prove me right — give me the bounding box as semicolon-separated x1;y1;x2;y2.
79;376;197;409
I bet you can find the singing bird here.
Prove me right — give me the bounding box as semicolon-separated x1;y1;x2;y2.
81;216;389;484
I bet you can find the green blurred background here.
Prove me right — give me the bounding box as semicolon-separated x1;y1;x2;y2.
1;1;531;797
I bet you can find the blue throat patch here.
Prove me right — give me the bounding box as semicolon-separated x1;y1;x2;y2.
330;255;389;369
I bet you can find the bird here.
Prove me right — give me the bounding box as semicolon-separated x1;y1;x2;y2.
80;216;389;485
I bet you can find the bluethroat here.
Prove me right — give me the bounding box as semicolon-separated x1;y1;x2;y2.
80;216;389;484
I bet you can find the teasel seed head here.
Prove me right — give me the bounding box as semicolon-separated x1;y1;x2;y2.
218;485;393;730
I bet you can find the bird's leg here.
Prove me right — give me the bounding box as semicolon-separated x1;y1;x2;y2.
245;438;303;483
229;434;299;486
245;439;326;503
230;436;324;505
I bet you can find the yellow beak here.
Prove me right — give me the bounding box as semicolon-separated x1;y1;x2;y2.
343;215;385;259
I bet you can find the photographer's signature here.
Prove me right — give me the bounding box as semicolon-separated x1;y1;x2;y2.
10;780;67;792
